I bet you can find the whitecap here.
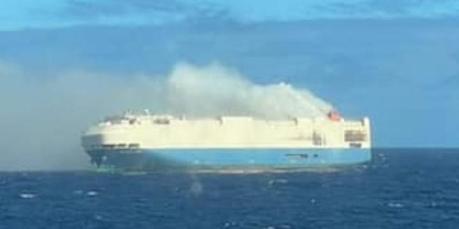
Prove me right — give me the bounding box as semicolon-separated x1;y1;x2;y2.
268;178;288;186
387;202;404;208
86;191;98;196
19;193;36;199
223;221;237;228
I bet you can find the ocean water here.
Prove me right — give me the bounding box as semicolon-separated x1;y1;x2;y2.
1;149;458;229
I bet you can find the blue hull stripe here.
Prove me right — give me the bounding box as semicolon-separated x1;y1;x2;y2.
89;148;372;170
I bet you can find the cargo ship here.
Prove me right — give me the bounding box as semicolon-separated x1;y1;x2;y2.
81;111;371;172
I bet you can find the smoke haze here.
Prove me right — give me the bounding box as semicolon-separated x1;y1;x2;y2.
166;63;333;118
0;61;333;170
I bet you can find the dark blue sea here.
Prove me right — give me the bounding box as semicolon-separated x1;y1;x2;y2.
1;149;458;229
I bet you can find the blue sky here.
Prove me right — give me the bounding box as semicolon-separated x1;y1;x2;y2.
3;0;459;30
0;0;458;170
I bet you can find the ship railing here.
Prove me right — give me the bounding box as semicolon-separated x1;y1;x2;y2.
89;143;141;150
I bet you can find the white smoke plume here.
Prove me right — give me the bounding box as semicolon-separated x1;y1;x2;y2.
165;63;333;119
0;61;333;170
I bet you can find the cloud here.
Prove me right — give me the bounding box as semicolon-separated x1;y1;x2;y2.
62;0;459;24
2;0;459;30
60;0;232;27
54;0;459;22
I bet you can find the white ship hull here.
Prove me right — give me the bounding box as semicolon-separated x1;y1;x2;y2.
82;114;372;171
